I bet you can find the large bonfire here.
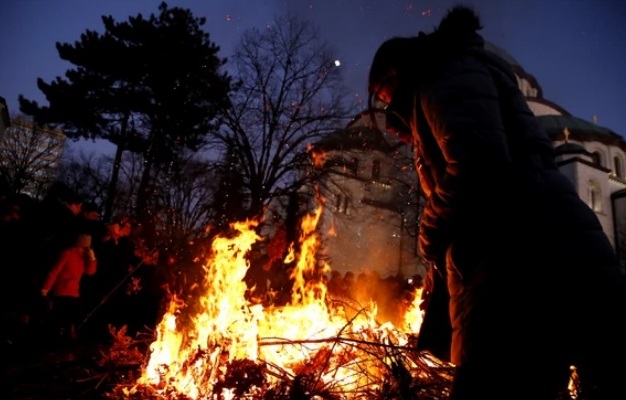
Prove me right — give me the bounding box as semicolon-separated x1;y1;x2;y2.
109;204;455;399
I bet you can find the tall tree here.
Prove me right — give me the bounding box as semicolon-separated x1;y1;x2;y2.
215;14;357;219
209;145;249;232
19;2;232;222
57;152;111;212
149;151;218;254
0;115;66;197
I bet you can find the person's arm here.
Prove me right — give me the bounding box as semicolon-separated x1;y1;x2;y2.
417;56;510;263
84;248;97;275
41;250;69;296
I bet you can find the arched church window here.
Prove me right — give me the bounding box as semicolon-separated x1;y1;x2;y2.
591;151;603;167
352;157;359;176
372;160;381;181
336;194;343;213
614;156;624;178
588;180;602;212
335;193;351;214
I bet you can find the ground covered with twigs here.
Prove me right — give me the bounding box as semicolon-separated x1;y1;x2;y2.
1;326;149;400
2;325;456;400
107;334;454;400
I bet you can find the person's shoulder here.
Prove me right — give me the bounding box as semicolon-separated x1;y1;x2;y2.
59;245;83;257
58;247;74;256
426;50;490;85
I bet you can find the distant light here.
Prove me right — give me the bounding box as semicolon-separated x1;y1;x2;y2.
334;60;341;67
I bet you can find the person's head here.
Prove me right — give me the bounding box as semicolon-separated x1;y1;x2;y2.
75;234;92;249
367;5;483;136
367;35;424;140
368;36;421;110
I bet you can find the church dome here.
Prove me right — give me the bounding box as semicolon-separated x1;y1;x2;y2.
554;141;589;156
539;115;615;136
485;41;542;98
484;42;521;68
537;115;625;150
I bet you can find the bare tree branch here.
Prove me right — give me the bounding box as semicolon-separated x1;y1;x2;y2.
0;115;66;197
216;14;358;218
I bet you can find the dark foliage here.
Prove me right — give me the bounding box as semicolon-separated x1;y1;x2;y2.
19;1;233;222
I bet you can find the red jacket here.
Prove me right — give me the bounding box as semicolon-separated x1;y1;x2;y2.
42;247;97;297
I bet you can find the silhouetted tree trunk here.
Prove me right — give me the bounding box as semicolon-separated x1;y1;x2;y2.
103;110;130;222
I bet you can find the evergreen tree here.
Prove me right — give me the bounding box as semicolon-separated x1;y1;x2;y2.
19;2;232;222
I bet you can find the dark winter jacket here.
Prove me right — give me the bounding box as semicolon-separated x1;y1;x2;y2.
409;31;623;366
414;32;617;272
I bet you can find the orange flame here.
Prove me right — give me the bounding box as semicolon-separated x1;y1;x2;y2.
327;217;337;237
308;143;328;168
135;207;427;399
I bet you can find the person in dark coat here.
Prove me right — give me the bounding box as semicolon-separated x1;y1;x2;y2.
367;5;626;400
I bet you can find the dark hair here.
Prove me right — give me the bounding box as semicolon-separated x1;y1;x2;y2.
367;36;421;109
367;5;483;109
437;5;482;38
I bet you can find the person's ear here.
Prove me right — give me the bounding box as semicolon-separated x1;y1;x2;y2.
374;68;399;106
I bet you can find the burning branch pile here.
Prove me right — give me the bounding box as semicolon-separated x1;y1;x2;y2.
105;207;455;399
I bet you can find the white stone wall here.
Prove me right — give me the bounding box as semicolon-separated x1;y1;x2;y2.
613;193;626;271
318;139;426;279
568;160;616;246
527;101;561;117
516;77;539;98
607;146;626;179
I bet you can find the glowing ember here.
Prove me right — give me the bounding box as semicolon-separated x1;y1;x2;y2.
308;144;327;168
123;206;441;399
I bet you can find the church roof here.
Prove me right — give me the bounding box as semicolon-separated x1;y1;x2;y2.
554;141;589;156
538;115;618;137
315;126;394;153
484;42;521;68
484;41;543;98
537;115;626;150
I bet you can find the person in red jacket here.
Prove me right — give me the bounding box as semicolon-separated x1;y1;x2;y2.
41;233;97;342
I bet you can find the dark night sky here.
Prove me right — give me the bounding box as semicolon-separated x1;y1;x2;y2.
1;0;625;155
